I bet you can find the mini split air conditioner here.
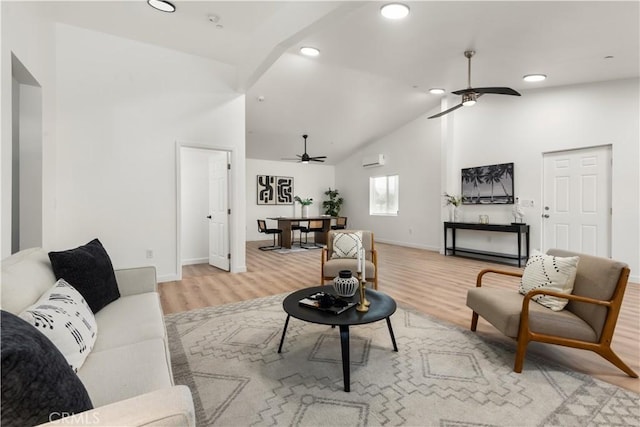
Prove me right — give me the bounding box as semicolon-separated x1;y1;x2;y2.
362;154;385;168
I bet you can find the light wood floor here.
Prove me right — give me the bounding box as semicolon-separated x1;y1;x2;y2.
159;240;639;393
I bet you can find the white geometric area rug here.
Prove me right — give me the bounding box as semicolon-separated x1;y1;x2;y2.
165;294;639;427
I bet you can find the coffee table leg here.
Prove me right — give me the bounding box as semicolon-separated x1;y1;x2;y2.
386;317;398;352
339;325;350;392
278;315;290;353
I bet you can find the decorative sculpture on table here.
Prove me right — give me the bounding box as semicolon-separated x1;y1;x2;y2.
512;197;525;223
333;270;358;297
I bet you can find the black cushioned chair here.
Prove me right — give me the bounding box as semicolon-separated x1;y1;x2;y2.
257;219;282;251
300;219;324;249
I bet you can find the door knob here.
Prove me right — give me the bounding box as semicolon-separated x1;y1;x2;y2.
206;215;212;219
542;214;550;218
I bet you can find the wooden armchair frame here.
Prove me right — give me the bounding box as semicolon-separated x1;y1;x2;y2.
470;267;637;377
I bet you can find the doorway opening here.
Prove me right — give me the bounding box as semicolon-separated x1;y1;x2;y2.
177;145;231;278
8;53;43;255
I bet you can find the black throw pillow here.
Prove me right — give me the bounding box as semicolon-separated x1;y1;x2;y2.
48;238;120;313
1;310;93;426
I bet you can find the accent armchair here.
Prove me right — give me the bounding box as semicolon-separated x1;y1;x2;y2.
466;249;637;377
321;230;378;289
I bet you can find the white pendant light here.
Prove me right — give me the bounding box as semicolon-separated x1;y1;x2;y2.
380;3;410;20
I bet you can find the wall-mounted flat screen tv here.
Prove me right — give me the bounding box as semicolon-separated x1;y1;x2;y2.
461;162;514;205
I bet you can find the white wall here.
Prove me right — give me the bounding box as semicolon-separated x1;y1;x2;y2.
246;159;335;241
335;113;443;251
53;24;246;280
451;78;639;280
1;2;57;258
337;78;639;281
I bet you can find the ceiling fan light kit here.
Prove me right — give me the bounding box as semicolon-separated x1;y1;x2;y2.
428;50;521;119
462;93;477;107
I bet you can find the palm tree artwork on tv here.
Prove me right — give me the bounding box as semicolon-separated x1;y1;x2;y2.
461;167;485;203
461;163;514;205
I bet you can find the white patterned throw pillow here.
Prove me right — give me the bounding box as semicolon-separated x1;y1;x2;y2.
20;279;98;372
519;250;579;311
331;231;363;259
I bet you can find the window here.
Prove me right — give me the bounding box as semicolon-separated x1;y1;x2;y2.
369;175;399;216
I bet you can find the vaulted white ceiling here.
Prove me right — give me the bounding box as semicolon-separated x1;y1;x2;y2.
42;1;639;164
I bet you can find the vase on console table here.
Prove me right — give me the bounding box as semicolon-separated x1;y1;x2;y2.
301;205;309;218
450;205;461;222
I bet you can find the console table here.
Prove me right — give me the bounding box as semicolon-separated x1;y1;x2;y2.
443;222;530;267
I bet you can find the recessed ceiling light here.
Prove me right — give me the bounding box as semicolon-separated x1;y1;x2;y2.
523;74;547;82
300;47;320;57
429;88;446;95
147;0;175;13
380;3;410;20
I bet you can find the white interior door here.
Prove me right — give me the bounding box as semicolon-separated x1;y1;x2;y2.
208;151;230;271
542;146;611;256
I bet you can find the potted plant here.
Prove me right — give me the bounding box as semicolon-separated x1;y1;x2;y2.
443;193;462;222
322;188;344;217
294;196;313;218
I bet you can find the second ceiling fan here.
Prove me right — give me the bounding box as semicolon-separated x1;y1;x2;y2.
428;50;521;119
283;134;326;163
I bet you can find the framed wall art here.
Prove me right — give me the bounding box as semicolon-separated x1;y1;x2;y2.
257;175;293;205
461;162;514;205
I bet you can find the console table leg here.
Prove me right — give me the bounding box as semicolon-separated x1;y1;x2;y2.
339;325;350;392
277;315;290;353
518;232;522;267
386;317;398;352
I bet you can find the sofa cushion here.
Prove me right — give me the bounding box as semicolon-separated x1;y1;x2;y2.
78;339;173;407
1;248;57;315
48;239;121;314
1;310;93;425
92;293;166;352
19;279;98;372
519;250;579;311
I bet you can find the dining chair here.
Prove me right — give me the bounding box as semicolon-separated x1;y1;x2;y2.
256;219;282;251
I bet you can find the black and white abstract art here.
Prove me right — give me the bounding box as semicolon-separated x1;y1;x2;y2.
257;175;293;205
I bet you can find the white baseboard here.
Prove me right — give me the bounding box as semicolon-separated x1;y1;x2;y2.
374;238;440;253
181;257;208;266
158;273;180;283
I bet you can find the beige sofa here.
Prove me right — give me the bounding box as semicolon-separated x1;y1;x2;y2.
1;248;195;426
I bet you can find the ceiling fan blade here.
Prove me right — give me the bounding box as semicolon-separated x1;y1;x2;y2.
310;158;325;162
428;102;464;119
453;87;521;96
310;156;327;160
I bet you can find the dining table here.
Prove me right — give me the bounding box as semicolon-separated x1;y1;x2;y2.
267;216;337;248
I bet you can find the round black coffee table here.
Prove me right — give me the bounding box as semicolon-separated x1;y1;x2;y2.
277;285;398;392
